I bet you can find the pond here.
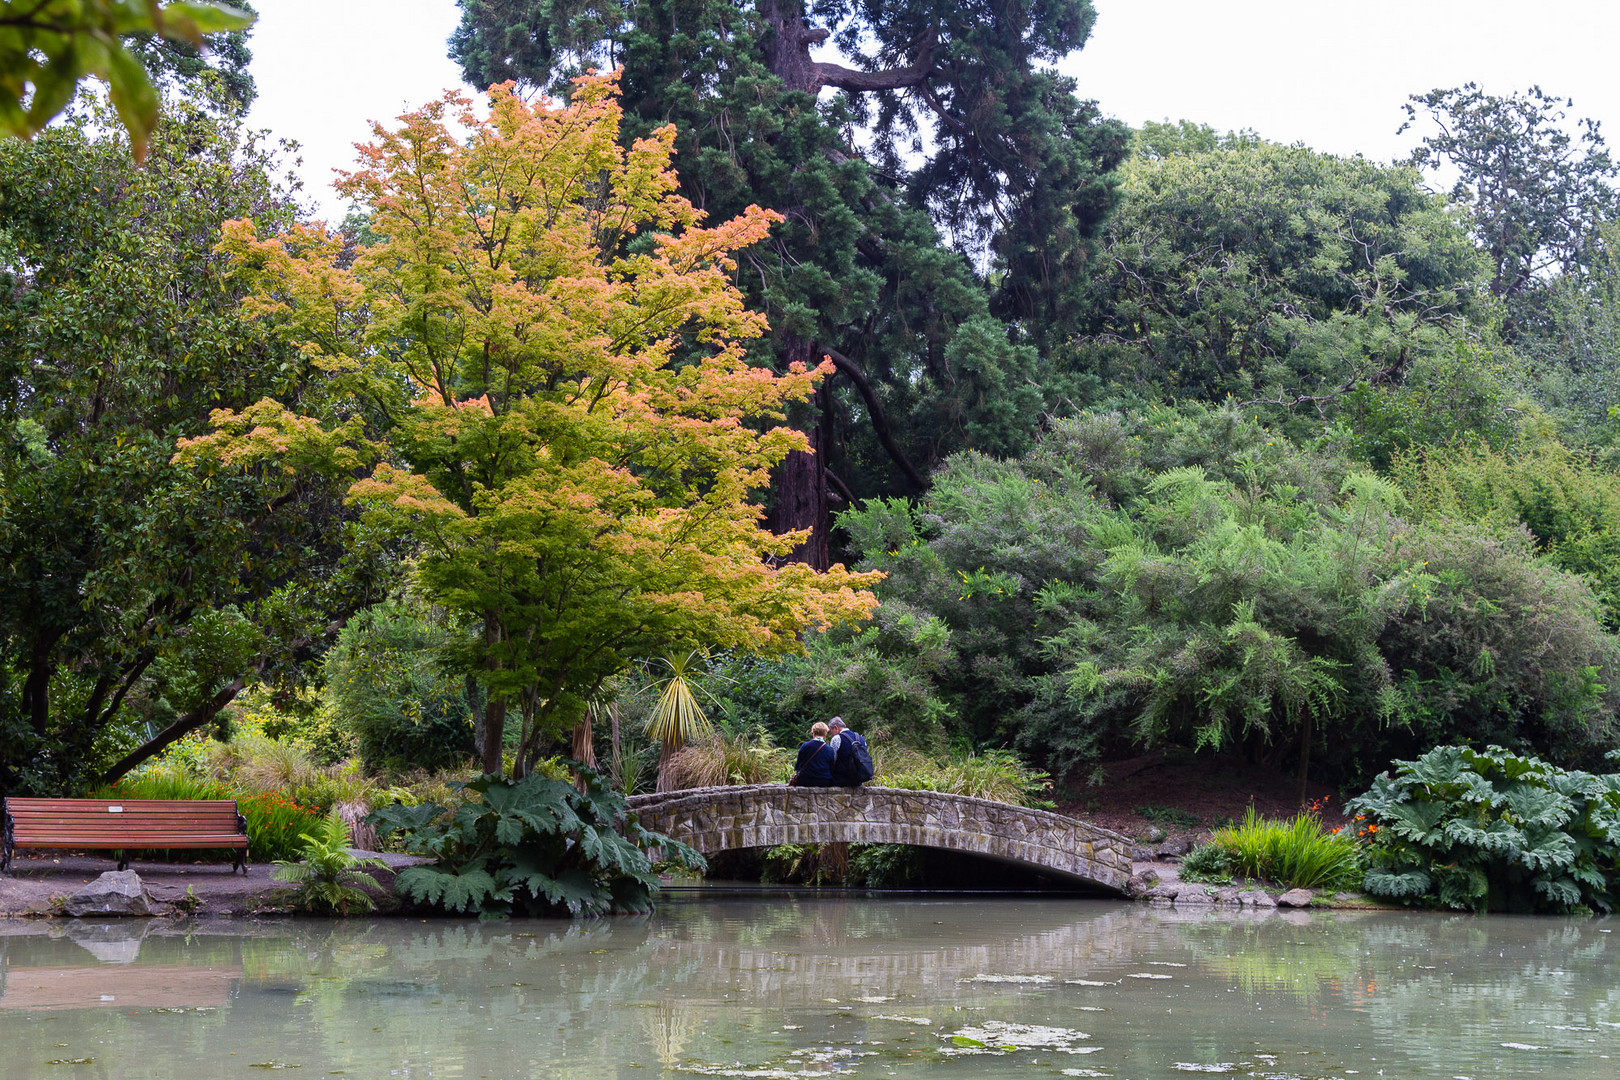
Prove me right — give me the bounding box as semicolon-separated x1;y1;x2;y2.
2;898;1618;1078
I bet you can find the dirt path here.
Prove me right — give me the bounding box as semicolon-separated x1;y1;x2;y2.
1056;749;1351;850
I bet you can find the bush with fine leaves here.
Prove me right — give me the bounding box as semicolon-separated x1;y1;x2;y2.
367;770;704;917
1346;744;1620;913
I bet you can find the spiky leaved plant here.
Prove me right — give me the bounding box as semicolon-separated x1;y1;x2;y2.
272;811;389;915
645;652;716;792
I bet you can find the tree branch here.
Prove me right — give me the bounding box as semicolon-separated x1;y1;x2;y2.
814;57;936;93
99;620;346;783
101;675;254;784
825;467;856;506
818;342;927;492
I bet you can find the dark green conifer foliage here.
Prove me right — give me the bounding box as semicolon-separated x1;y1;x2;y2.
450;0;1127;560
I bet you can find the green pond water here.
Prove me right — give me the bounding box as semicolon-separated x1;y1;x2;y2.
2;897;1618;1079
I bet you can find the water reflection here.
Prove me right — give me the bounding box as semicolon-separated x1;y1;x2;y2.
0;901;1616;1078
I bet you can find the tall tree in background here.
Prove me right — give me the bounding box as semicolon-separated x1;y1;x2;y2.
449;0;1128;563
1402;85;1618;308
128;0;258;111
1072;134;1484;413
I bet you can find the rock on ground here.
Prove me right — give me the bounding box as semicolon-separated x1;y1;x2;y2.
1276;888;1315;907
63;871;155;917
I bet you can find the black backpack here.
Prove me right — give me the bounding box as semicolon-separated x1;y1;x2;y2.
835;731;875;785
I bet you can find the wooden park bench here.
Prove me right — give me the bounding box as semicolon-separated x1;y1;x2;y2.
1;798;249;874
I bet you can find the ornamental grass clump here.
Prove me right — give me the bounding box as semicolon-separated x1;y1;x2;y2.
660;729;793;789
1205;807;1363;891
875;748;1053;808
1346;744;1620;913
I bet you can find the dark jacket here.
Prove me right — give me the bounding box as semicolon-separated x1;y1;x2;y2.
794;738;837;786
830;729;868;785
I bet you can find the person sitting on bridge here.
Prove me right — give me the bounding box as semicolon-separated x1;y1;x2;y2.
791;722;839;787
826;717;874;787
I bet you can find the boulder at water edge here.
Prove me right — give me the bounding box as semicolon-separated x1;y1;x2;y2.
63;871;155;917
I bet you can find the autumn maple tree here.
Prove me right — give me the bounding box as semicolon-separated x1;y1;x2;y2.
181;73;879;776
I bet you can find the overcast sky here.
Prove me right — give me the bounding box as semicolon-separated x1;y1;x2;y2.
244;0;1620;222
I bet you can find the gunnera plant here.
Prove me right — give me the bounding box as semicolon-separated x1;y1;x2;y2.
1346;744;1620;913
368;769;705;917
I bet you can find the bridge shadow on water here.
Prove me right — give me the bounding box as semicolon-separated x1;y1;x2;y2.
695;844;1120;896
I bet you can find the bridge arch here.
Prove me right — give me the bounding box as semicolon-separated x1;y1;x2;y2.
626;785;1133;892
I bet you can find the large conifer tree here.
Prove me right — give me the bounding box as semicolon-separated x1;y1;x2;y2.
450;0;1127;564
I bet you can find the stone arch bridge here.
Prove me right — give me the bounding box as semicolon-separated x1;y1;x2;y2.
626;785;1133;893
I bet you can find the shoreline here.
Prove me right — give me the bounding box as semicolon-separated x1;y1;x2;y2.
1;851;1393;919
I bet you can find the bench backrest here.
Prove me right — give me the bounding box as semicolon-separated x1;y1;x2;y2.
4;798;246;842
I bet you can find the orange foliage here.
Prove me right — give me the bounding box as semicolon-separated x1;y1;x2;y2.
185;72;879;768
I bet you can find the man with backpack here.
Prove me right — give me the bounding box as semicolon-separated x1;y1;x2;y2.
827;717;875;787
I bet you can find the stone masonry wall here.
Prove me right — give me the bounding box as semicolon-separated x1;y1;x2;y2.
626;785;1132;892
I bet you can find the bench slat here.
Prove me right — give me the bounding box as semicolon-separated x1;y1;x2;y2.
4;797;251;873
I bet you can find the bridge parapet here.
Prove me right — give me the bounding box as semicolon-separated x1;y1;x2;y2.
627;785;1133;892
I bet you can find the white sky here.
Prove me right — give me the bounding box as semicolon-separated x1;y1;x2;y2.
243;0;1620;222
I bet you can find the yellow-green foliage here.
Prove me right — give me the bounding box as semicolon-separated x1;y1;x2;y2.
1394;440;1620;627
875;748;1053;808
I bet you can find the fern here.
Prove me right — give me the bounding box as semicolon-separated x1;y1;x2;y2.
270;812;389;916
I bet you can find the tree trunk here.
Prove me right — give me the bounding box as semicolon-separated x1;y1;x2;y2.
482;697;507;776
655;738;680;793
466;673;486;763
481;613;506;775
23;632;58;738
571;711;598;793
773;336;830;570
571;714;598;771
1296;712;1313;809
758;0;827;93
